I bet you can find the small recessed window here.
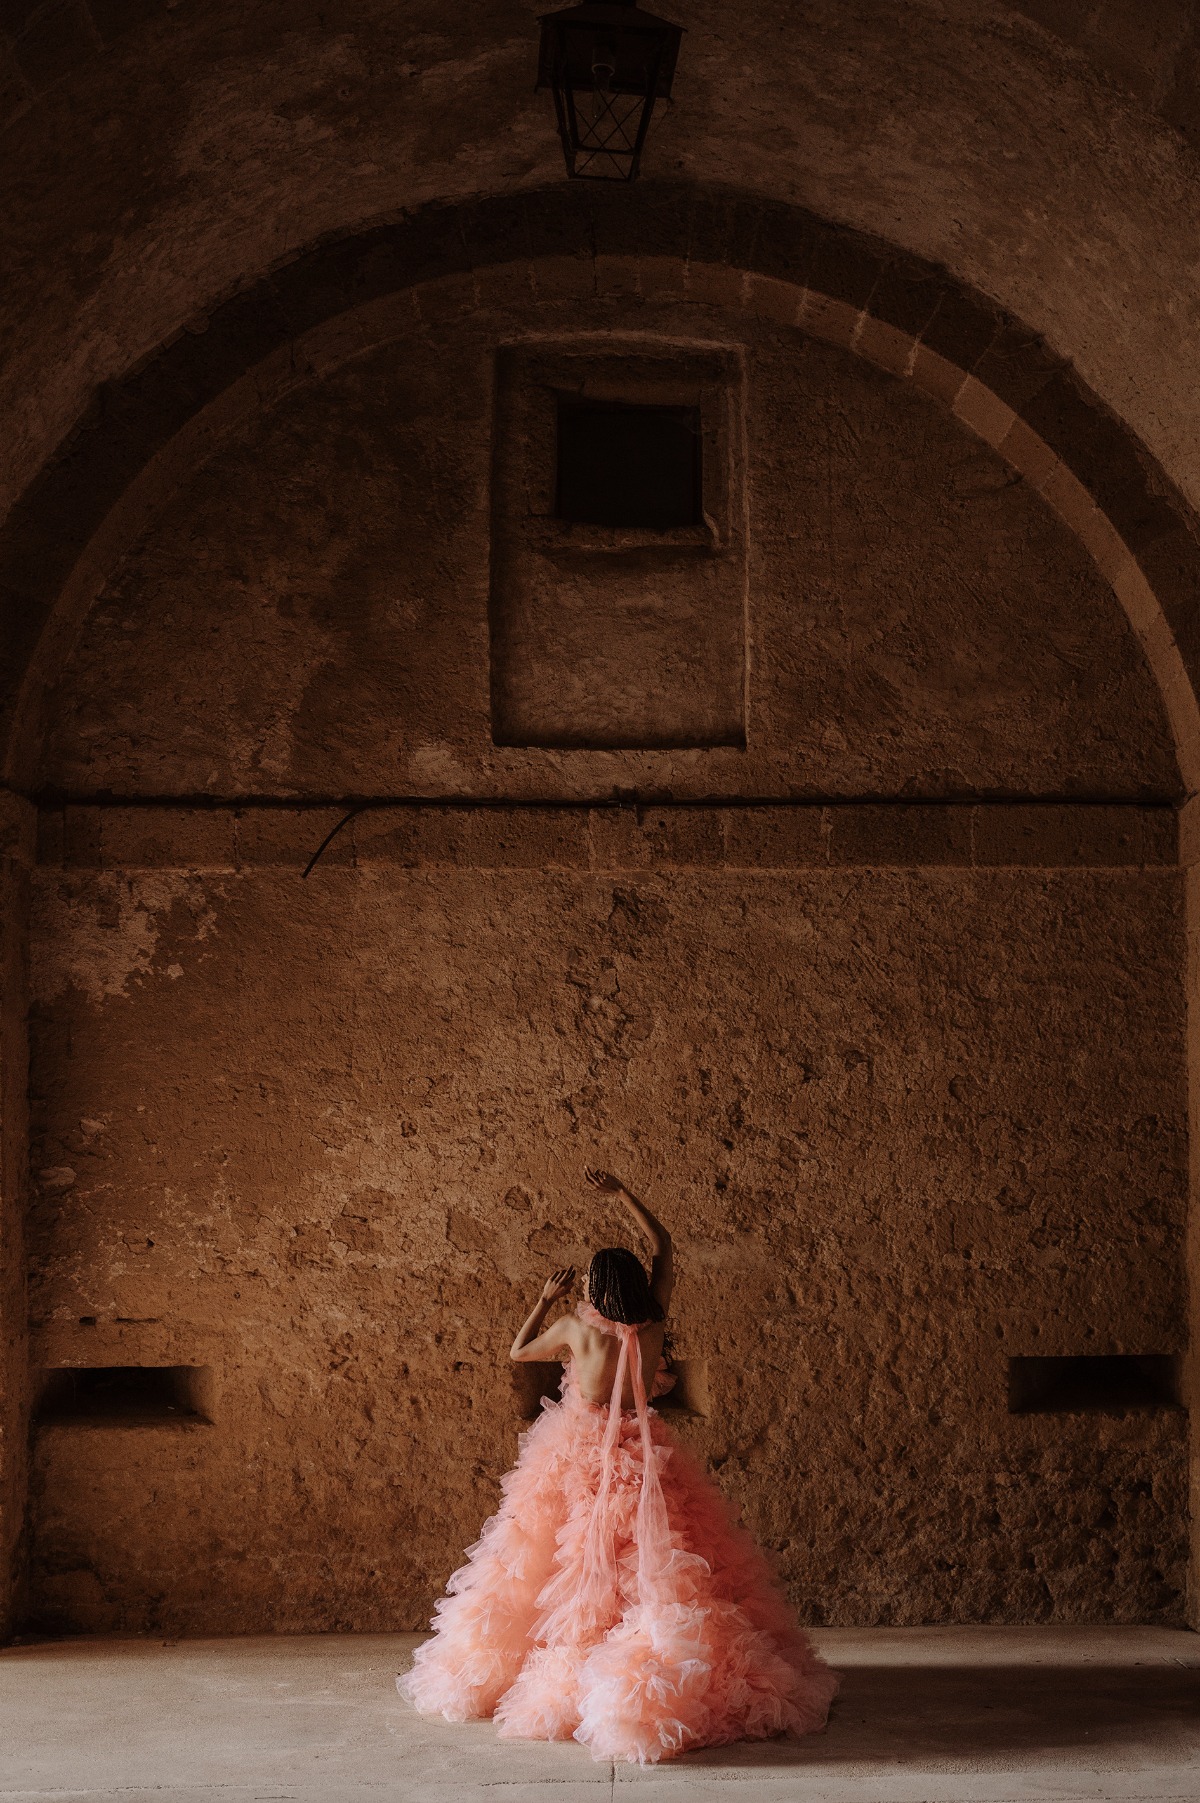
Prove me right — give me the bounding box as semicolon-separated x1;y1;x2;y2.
512;1361;563;1420
654;1357;708;1417
1008;1354;1179;1415
555;400;702;528
37;1366;212;1425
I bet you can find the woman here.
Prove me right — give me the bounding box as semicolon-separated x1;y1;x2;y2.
399;1168;837;1765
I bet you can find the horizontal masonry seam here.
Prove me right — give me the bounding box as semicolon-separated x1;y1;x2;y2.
28;800;1180;871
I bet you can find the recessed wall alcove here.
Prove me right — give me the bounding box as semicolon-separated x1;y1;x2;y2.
3;187;1195;1641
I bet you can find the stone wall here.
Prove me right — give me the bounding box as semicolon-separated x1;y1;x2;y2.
18;273;1191;1632
39;288;1176;801
26;820;1189;1632
0;794;32;1638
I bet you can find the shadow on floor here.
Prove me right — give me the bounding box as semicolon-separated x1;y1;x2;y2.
671;1665;1200;1770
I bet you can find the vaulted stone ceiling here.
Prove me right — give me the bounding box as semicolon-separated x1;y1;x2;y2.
4;0;1200;524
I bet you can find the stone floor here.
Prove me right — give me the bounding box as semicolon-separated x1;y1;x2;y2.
1;1626;1197;1802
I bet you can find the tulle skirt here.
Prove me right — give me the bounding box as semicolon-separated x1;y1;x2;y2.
398;1379;838;1764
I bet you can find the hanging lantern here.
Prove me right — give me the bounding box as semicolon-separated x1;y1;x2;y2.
536;0;684;182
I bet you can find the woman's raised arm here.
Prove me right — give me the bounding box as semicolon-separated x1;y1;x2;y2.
509;1266;579;1362
585;1169;674;1313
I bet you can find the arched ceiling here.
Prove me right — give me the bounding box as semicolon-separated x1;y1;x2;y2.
3;0;1200;518
3;182;1198;796
2;1;1200;800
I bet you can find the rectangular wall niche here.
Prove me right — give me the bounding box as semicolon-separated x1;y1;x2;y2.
1007;1355;1179;1415
37;1366;213;1425
489;339;747;750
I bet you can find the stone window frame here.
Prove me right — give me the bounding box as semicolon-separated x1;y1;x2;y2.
494;336;745;560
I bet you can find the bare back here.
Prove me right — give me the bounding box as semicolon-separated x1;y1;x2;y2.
572;1318;667;1408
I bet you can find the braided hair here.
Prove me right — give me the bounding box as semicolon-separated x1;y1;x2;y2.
587;1246;664;1325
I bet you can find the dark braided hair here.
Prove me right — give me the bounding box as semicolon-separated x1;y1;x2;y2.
587;1246;664;1325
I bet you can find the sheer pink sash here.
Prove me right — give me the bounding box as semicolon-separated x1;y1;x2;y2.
533;1302;697;1647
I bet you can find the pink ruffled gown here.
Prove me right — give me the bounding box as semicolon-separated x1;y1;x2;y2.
398;1300;838;1764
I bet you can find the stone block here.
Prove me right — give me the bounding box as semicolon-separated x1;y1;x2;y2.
919;290;1003;371
635;255;688;303
855;313;914;379
868;261;945;339
473;259;538;316
722;807;827;868
996;415;1062;491
972;805;1146;867
355;808;588;870
59;807;104;867
412;272;479;330
972;325;1064;413
0;582;50;722
746;272;804;328
270;225;426;339
237;809;355;870
685;190;760;270
389;203;474;290
529;253;596;302
751;200;821;287
99;808;236;870
828;805;974;867
1022;373;1177;552
587;807;649;869
0;789;35;866
520;184;595;262
682;261;748;311
588;806;724;869
588;182;690;261
1136;527;1200;672
464;809;590;869
952;375;1016;448
1141;808;1179;867
161;284;292;405
0;444;128;614
805;226;882;310
636;807;725;867
802;291;863;349
458;193;533;271
592;253;644;300
909;342;966;406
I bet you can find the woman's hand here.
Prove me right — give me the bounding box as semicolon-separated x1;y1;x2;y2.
541;1265;576;1303
585;1167;625;1195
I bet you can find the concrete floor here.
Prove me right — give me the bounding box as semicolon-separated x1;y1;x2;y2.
0;1628;1197;1803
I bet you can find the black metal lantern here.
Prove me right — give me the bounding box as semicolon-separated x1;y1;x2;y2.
537;0;684;182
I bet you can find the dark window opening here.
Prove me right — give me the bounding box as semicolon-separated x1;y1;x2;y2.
555;400;702;528
37;1366;211;1425
1008;1354;1179;1415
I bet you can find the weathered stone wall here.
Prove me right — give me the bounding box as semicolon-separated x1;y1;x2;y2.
0;794;32;1636
26;836;1188;1632
39;289;1177;801
1;0;1198;1647
19;276;1191;1632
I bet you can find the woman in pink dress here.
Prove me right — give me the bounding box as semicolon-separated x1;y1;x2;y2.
398;1169;838;1765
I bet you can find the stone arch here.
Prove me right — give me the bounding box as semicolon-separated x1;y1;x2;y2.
2;181;1199;793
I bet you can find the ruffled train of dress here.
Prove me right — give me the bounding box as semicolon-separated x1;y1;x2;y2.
398;1301;838;1764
